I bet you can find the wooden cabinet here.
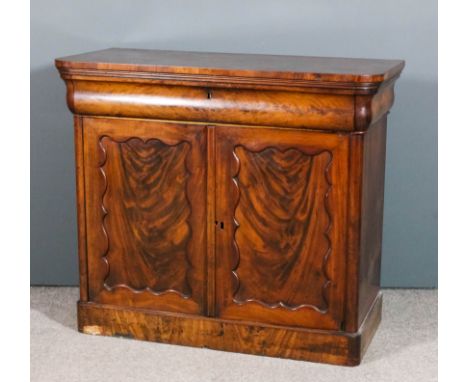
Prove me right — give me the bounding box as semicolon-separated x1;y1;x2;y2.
56;48;404;365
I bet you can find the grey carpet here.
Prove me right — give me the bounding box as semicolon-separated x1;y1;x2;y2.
31;288;437;382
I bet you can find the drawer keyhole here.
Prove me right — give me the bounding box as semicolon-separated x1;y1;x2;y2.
207;89;213;99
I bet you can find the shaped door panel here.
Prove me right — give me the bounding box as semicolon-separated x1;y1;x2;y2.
83;117;206;315
215;126;349;330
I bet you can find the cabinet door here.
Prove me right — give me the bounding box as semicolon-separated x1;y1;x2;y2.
82;117;206;315
215;126;349;330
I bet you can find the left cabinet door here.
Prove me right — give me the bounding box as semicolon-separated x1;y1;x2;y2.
81;117;207;315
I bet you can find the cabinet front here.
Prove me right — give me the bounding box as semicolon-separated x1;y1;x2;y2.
82;117;206;315
215;126;349;330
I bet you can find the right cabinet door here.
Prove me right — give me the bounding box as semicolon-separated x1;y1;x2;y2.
215;126;349;330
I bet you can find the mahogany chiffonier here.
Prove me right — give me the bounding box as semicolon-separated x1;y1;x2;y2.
56;48;404;366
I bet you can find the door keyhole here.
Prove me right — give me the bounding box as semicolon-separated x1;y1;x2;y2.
215;220;224;230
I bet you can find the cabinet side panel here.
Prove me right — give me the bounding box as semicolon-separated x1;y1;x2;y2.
74;116;88;301
358;118;387;326
345;134;363;332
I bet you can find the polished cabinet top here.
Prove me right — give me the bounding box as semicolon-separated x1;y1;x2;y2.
56;48;404;84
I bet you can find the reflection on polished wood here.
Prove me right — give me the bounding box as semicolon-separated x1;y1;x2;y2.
99;136;192;297
57;48;404;365
232;146;332;311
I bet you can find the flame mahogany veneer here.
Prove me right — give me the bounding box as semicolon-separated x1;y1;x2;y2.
56;48;404;366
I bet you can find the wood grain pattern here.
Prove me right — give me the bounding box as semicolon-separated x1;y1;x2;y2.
83;117;206;315
206;126;217;316
344;132;364;332
215;126;349;330
56;48;404;85
358;120;387;326
77;292;382;366
57;50;403;132
57;49;404;365
99;136;192;297
66;80;355;131
73;116;88;301
344;120;388;331
232;146;332;312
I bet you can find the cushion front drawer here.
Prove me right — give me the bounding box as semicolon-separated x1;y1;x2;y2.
70;81;355;131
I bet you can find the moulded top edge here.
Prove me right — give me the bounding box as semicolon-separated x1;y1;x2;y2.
55;48;405;85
